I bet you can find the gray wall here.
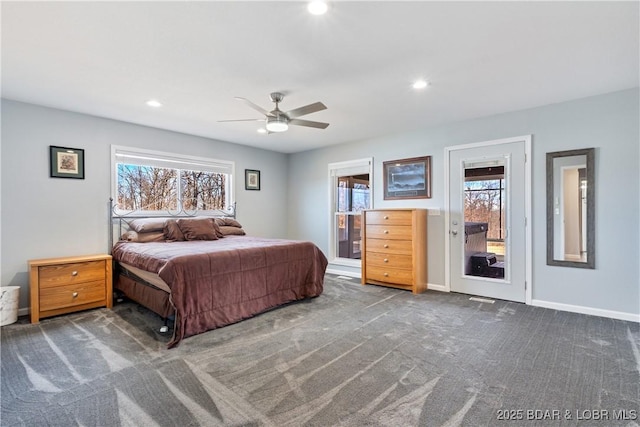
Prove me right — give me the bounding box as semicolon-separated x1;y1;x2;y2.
3;90;639;318
1;99;289;310
288;88;640;317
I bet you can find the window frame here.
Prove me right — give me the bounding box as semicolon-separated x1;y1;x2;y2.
464;177;505;241
328;158;373;268
111;145;235;216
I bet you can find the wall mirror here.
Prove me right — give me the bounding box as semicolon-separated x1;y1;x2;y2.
546;148;595;268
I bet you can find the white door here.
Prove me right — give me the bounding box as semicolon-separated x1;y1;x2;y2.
446;137;530;303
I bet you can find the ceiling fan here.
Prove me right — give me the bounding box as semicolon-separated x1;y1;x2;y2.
219;92;329;133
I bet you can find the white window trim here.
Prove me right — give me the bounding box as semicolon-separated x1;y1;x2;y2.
111;145;235;215
328;157;373;267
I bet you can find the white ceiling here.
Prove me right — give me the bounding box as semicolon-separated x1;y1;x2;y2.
2;1;638;154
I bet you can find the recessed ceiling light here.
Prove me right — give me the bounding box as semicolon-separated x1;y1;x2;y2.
257;128;267;134
145;99;163;108
412;79;429;90
308;1;328;15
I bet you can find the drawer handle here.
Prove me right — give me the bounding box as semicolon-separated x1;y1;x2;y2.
383;216;389;220
384;230;389;234
72;292;78;298
71;271;78;276
383;244;389;248
383;272;389;277
384;258;389;263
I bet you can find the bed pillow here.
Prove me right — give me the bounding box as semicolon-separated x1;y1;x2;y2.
209;218;224;238
219;225;246;236
164;219;185;242
127;217;170;233
176;217;224;238
177;218;219;241
214;217;243;228
121;230;166;243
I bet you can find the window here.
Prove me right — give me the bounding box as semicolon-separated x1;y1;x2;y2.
464;165;505;256
328;158;373;266
111;146;234;214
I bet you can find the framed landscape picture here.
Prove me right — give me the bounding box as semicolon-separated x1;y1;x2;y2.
245;169;260;190
383;156;431;199
50;146;85;179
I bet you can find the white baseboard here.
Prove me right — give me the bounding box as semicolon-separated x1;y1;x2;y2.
427;283;447;292
326;268;360;279
532;299;640;323
323;273;638;322
20;288;636;324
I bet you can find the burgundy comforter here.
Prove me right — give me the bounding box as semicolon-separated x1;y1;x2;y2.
112;236;328;347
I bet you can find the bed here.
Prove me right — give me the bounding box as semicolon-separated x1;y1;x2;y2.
109;204;328;348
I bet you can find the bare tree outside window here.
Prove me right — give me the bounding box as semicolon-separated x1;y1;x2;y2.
117;164;226;212
180;170;226;210
117;164;177;211
464;179;504;241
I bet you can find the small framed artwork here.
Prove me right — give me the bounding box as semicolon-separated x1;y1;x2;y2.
50;146;85;179
245;169;261;190
383;155;432;200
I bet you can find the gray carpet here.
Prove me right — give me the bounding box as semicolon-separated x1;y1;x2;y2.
1;274;639;426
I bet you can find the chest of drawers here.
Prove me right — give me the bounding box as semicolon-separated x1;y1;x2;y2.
29;254;113;323
361;209;427;294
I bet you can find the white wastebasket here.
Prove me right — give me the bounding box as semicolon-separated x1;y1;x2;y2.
0;286;20;326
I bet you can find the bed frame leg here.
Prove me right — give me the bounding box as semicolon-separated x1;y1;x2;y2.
160;318;169;333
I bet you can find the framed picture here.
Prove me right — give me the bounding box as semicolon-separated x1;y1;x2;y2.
245;169;260;190
383;156;432;199
50;146;85;179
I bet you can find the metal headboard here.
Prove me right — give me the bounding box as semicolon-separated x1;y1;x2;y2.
108;198;237;253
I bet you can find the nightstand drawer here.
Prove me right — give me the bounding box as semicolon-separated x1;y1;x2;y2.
366;266;414;286
39;280;106;311
40;280;105;311
365;210;413;225
39;260;105;288
365;225;412;240
365;252;413;269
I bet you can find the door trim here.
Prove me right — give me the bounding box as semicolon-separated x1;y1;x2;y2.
444;135;532;304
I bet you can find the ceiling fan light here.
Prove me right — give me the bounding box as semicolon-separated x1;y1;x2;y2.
266;117;289;132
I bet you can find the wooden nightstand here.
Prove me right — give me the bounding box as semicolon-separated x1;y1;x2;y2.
29;254;113;323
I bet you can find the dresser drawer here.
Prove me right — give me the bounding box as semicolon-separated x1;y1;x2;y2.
39;280;106;311
366;225;412;240
365;252;413;269
364;238;413;255
365;210;413;226
39;260;105;289
366;266;414;286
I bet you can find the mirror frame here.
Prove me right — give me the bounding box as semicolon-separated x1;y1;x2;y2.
546;148;595;269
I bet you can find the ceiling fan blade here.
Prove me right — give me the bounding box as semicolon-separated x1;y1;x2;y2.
289;118;330;129
285;102;327;118
235;97;274;117
218;118;265;122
